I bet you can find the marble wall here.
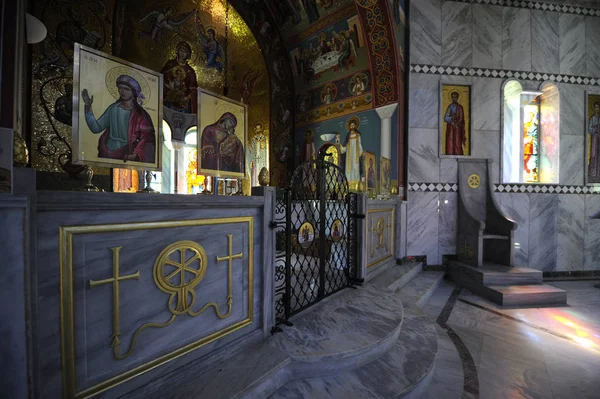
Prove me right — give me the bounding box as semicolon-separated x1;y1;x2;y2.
407;0;600;270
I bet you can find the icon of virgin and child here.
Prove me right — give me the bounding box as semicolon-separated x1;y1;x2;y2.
82;74;156;163
200;112;244;175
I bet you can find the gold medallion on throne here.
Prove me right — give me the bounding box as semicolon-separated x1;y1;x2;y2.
468;174;480;189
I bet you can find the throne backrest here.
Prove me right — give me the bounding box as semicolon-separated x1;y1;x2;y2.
457;159;490;223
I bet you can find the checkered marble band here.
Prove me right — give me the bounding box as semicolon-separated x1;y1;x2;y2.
410;64;599;86
408;183;600;194
451;0;600;16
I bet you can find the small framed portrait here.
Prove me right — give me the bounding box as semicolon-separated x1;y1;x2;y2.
298;222;315;249
363;151;377;195
380;156;391;195
197;88;247;179
331;219;344;242
585;91;600;186
72;44;163;170
439;82;472;157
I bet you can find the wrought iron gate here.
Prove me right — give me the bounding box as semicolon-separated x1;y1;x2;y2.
273;157;359;325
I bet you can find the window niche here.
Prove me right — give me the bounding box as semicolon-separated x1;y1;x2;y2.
501;80;560;184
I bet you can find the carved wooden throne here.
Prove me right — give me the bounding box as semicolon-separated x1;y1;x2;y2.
457;159;518;267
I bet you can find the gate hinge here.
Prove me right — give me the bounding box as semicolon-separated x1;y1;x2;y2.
269;221;278;229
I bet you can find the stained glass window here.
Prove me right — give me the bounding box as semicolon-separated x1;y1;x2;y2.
523;98;540;182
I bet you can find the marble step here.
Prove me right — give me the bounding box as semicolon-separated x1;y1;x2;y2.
269;307;438;399
449;261;543;286
485;284;568;307
370;262;423;292
398;271;445;308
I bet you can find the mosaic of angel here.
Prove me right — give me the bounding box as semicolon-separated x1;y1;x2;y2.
138;6;195;43
195;11;225;73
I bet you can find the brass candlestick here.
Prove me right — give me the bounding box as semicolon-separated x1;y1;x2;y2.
198;176;213;195
75;165;100;192
138;170;159;193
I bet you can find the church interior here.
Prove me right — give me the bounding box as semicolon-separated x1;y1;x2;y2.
2;0;600;398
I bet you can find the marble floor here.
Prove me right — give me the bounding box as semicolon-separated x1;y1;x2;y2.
423;279;600;399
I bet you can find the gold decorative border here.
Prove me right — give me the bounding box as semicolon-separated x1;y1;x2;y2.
60;217;254;398
366;208;394;268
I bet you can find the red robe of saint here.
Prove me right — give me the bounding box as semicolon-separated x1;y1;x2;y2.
200;113;244;174
445;103;465;155
161;59;198;113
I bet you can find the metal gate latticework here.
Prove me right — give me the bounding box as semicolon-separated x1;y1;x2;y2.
273;158;359;325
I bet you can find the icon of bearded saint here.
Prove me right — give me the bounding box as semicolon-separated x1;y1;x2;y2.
200;112;244;174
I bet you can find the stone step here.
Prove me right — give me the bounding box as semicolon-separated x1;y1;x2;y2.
370;261;423;292
485;284;568;307
269;307;438;399
449;261;543;286
398;271;445;308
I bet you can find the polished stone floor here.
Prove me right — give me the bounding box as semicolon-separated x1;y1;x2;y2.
423;279;600;399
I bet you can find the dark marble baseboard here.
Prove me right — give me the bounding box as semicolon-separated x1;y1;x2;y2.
543;271;600;280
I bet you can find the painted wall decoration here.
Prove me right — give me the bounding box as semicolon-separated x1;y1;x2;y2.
197;89;247;179
387;0;406;69
440;83;471;157
363;151;376;195
295;109;382;191
249;122;268;186
267;0;355;43
72;44;162;170
296;69;373;126
586;91;600;185
380;156;391;195
289;15;368;92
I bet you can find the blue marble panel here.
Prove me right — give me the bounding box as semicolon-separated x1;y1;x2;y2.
502;8;532;71
532;11;560;74
472;78;502;131
410;0;442;65
560;83;585;136
472;130;501;184
408;128;440;183
557;194;585;271
473;5;503;69
442;2;472;67
438;192;458;264
0;204;28;399
495;193;530;267
529;194;558;271
584;195;600;271
559;14;586;76
586;17;600;78
409;73;440;129
407;192;439;265
559;135;585;186
439;158;458;184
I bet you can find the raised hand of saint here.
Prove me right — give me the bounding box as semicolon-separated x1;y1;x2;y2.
82;89;94;111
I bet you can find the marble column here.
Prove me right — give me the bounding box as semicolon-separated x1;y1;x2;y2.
376;104;398;160
172;141;186;194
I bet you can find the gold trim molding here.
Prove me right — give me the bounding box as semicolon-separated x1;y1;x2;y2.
366;208;395;269
60;217;254;398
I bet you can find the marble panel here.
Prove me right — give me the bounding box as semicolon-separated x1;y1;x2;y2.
584;195;600;271
560;83;585;136
531;11;560;74
495;193;530;267
439;158;458;184
472;5;503;69
365;208;395;269
586;16;600;78
529;194;558;271
556;194;585;271
408;128;440;183
559;135;585;186
407;192;439;265
409;73;440;129
559;14;586;76
438;192;458;265
0;204;28;399
472;78;502;131
442;2;472;67
502;8;532;72
471;130;501;184
410;0;442;65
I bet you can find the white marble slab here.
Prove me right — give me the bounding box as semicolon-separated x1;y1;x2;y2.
495;193;530;267
410;0;442;65
532;11;560;73
408;128;440;183
407;192;439;265
442;1;472;67
439;158;458;184
438;192;457;265
557;194;585;271
586;16;600;78
560;13;586;76
529;194;558;271
472;78;502;131
409;73;440;129
584;194;600;271
560;83;585;136
473;5;503;69
559;135;585;186
502;8;532;71
472;130;501;184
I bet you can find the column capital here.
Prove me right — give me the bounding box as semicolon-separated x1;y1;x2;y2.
375;103;398;120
